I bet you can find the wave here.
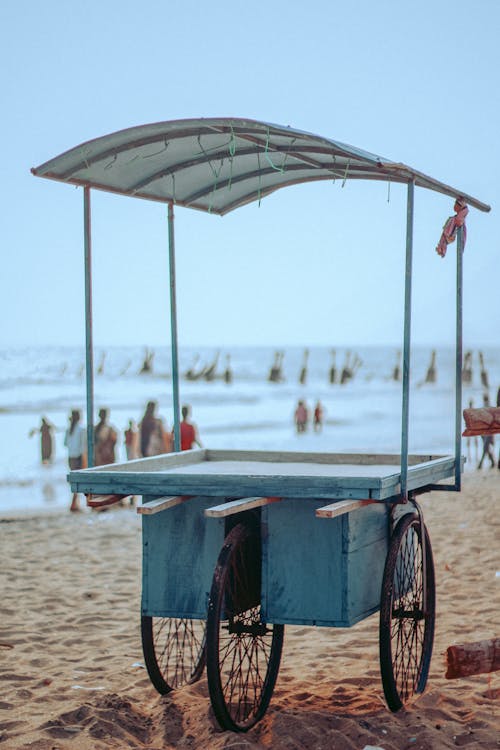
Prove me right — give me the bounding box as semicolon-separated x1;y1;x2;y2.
0;392;264;415
0;474;68;489
203;420;286;434
0;478;34;487
0;401;74;415
202;416;354;434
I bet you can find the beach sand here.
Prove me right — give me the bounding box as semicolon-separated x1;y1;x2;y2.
1;471;498;749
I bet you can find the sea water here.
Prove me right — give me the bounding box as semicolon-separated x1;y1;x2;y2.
0;344;498;514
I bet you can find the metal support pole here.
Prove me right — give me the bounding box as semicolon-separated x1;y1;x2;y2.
168;202;181;452
414;499;428;614
83;186;95;466
455;224;464;490
400;180;415;500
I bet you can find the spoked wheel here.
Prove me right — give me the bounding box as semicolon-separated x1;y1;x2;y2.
206;522;284;732
141;616;206;694
379;512;435;711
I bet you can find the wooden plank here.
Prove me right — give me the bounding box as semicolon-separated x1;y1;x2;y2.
407;456;459;489
204;449;440;467
73;475;389;502
74;448;206;475
205;496;281;518
316;498;377;518
445;638;500;678
374;455;457;498
137;495;192;515
86;494;128;508
74;473;391;501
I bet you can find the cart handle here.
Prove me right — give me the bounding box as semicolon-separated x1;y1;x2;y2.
87;494;129;508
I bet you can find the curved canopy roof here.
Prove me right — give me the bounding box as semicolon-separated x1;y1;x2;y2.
32;117;490;215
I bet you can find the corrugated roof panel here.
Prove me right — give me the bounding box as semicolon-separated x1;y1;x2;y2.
32;117;491;214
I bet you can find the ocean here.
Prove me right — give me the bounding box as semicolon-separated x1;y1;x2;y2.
1;344;498;515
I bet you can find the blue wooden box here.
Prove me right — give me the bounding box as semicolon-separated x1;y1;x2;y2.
141;496;225;619
140;492;390;627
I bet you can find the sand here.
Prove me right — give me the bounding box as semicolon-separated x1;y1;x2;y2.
0;471;498;750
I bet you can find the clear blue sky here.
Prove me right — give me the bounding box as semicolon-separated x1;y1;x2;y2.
1;0;498;349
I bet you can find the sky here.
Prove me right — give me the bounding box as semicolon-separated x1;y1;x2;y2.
1;0;498;350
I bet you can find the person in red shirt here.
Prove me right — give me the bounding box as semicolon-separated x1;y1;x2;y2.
179;404;202;451
313;401;324;433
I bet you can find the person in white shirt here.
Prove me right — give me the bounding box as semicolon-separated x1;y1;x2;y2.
64;409;87;511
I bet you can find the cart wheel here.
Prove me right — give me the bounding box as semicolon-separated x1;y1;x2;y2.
206;522;284;732
379;512;435;711
141;616;206;694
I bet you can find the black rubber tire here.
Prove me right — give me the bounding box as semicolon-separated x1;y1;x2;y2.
379;512;435;711
206;522;284;731
141;615;206;694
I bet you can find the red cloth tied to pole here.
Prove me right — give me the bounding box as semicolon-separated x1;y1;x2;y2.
436;199;468;257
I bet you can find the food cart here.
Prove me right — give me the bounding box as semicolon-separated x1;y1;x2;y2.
32;118;490;732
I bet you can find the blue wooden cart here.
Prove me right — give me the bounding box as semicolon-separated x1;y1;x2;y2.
32;119;490;732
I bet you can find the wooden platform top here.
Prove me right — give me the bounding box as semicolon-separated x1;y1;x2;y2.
161;459;402;479
78;449;443;476
68;450;457;501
